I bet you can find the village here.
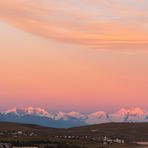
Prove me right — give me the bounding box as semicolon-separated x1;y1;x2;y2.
0;130;126;148
0;130;37;138
53;135;125;145
0;130;125;148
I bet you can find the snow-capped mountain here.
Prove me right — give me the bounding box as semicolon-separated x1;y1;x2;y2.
109;107;147;123
54;111;86;121
3;107;54;118
85;111;110;124
0;107;148;128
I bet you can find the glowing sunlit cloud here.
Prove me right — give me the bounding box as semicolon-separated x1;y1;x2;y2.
0;0;147;49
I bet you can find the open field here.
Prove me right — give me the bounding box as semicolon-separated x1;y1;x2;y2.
0;122;148;148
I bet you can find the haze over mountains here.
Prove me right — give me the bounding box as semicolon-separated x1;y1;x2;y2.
0;107;148;128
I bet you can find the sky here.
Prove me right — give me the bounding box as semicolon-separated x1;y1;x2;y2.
0;0;148;113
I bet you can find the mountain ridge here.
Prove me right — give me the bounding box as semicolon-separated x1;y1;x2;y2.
0;107;148;128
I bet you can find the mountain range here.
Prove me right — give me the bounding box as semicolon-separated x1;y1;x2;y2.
0;107;148;128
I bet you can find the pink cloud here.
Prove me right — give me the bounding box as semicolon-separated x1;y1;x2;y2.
0;0;147;49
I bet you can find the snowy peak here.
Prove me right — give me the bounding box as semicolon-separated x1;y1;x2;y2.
24;107;54;118
4;107;18;115
86;111;110;124
67;111;86;119
54;112;68;120
129;107;145;115
117;107;146;116
3;108;86;121
4;107;25;116
2;107;148;127
4;107;54;118
54;111;86;120
111;107;147;122
122;108;147;122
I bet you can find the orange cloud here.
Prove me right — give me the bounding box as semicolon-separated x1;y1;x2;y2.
0;0;147;49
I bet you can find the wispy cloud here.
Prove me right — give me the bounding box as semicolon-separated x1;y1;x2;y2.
0;0;148;49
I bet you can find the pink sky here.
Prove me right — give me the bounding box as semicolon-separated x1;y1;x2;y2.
0;0;148;112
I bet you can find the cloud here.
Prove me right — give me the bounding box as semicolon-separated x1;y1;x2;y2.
0;0;147;49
